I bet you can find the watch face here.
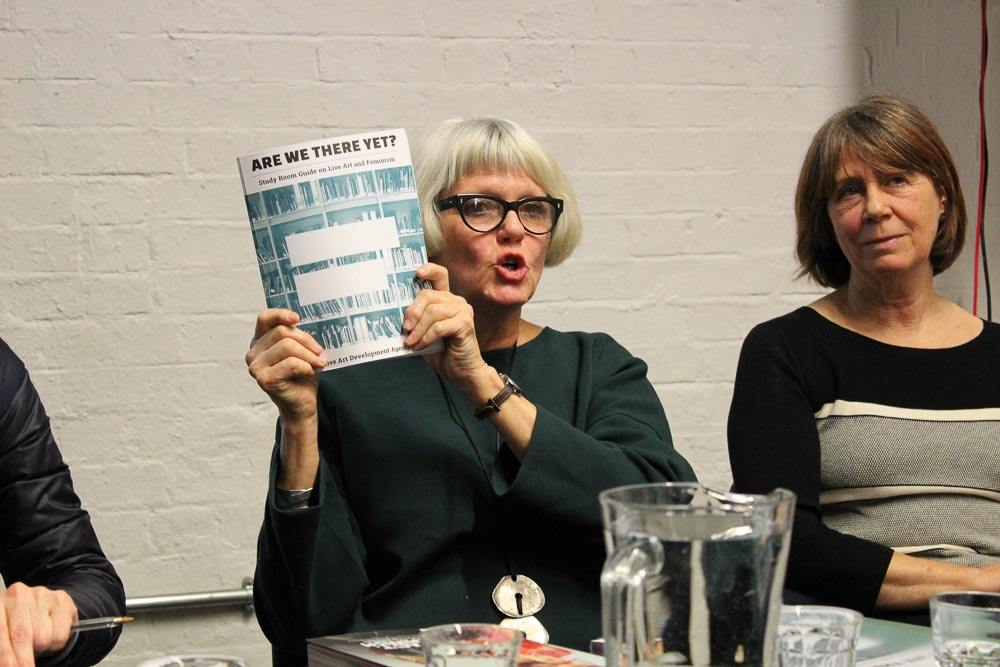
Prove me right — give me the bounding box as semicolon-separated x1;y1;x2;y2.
501;374;522;394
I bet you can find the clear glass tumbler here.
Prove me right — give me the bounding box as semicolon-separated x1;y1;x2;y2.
136;656;246;667
421;623;524;667
931;592;1000;667
777;605;862;667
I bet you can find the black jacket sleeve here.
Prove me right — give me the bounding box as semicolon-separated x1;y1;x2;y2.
726;321;893;613
0;339;125;666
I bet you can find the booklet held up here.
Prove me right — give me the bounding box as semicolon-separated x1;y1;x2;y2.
237;130;440;371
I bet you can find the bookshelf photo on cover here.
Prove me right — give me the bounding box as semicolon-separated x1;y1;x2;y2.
237;129;440;372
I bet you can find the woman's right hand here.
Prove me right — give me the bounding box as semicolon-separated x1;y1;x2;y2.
245;309;327;423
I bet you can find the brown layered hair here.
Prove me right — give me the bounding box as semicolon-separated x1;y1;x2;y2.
795;93;967;287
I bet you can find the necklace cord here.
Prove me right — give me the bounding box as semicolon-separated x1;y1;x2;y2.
436;341;519;578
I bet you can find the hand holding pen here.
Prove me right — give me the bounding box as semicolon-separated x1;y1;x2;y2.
0;583;133;666
0;583;79;666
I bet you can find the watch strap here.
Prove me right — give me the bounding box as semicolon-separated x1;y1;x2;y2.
474;373;522;420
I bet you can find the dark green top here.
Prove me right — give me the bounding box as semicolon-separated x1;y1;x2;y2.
254;328;695;665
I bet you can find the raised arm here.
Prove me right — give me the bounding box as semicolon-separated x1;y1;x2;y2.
245;308;327;492
400;264;694;520
246;310;368;660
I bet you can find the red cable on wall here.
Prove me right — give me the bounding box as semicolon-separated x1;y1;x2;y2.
972;0;990;318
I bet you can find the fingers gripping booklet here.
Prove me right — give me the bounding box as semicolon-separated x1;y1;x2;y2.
237;130;440;371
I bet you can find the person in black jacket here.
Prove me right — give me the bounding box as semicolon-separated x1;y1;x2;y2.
0;336;125;666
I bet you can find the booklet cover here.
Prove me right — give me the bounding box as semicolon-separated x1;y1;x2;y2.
237;129;439;371
307;629;603;667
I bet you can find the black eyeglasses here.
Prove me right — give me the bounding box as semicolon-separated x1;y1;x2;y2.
435;194;563;235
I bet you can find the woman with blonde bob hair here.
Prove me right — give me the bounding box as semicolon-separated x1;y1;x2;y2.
417;117;582;267
728;94;1000;621
247;116;694;664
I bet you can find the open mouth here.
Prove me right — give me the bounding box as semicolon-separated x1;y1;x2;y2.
495;254;527;280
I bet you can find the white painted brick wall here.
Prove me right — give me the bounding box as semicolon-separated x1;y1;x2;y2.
862;1;1000;315
0;1;995;664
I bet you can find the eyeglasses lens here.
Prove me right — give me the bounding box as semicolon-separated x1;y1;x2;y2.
517;201;555;233
460;198;503;231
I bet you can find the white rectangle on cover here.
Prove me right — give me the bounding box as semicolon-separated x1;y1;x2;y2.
293;261;390;306
286;218;398;268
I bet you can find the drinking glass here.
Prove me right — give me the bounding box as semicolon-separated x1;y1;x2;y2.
777;605;862;667
136;656;246;667
421;623;524;667
931;592;1000;666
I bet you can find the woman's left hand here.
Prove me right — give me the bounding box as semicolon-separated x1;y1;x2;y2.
405;262;537;457
403;263;491;390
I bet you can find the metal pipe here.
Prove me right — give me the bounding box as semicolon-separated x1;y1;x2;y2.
126;578;254;614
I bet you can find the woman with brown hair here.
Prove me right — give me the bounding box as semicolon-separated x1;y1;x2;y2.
727;94;1000;618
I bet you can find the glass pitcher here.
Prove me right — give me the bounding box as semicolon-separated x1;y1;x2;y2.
600;483;795;667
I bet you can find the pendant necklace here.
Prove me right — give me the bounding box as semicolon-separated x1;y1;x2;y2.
438;339;549;642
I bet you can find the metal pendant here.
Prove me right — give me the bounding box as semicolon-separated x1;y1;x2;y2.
492;574;545;618
500;615;549;643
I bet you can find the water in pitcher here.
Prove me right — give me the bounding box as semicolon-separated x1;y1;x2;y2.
634;531;784;666
601;484;793;667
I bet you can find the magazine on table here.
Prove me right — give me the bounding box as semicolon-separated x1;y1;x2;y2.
237;129;440;372
307;628;603;667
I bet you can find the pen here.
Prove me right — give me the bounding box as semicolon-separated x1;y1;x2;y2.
71;616;134;632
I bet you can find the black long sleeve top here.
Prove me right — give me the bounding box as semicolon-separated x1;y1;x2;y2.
728;307;1000;614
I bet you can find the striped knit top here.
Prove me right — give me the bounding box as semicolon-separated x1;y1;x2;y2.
727;306;1000;613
